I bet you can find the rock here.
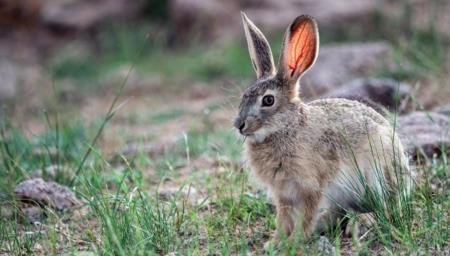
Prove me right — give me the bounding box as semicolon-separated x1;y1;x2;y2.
316;236;336;255
320;78;411;112
15;178;81;211
301;42;392;98
0;60;18;101
398;112;450;160
40;0;142;31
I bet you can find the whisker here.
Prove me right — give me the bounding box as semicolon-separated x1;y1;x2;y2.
242;136;247;145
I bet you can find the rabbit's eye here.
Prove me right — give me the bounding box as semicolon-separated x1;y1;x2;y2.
262;95;275;107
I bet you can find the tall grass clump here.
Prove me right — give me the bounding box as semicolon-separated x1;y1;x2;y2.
78;166;180;255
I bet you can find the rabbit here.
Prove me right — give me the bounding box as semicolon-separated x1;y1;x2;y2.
234;12;412;243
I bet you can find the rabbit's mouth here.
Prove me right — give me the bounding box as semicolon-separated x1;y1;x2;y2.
240;120;262;136
240;126;260;137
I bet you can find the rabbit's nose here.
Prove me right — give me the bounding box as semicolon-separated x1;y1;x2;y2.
234;117;246;132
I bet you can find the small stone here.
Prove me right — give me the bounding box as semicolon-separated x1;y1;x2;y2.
316;236;336;255
15;178;81;211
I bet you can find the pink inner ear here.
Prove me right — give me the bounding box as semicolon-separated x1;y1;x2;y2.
287;20;316;78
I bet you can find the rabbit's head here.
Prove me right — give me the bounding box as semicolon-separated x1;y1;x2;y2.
234;13;319;142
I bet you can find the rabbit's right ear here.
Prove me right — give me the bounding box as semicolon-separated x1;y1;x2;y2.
241;12;276;79
278;15;319;88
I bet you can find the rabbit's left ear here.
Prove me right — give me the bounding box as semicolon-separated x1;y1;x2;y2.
241;12;276;79
278;15;319;85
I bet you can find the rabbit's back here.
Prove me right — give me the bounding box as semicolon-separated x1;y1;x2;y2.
308;98;388;128
307;98;392;150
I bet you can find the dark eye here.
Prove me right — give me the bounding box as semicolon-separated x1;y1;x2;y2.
262;95;274;107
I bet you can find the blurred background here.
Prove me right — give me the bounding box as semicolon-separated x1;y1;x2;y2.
0;0;450;254
1;0;449;137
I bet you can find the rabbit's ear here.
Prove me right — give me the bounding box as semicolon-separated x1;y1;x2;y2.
278;15;319;85
241;12;276;79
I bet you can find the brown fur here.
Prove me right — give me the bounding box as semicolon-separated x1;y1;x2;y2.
237;13;412;245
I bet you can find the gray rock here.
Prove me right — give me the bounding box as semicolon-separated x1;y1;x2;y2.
316;236;336;255
398;112;450;160
15;178;81;211
301;42;392;98
320;78;411;112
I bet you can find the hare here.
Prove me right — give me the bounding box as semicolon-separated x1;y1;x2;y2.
234;12;412;242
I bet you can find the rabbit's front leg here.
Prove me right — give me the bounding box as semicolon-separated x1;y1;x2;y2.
263;198;294;251
276;198;295;240
297;188;322;237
